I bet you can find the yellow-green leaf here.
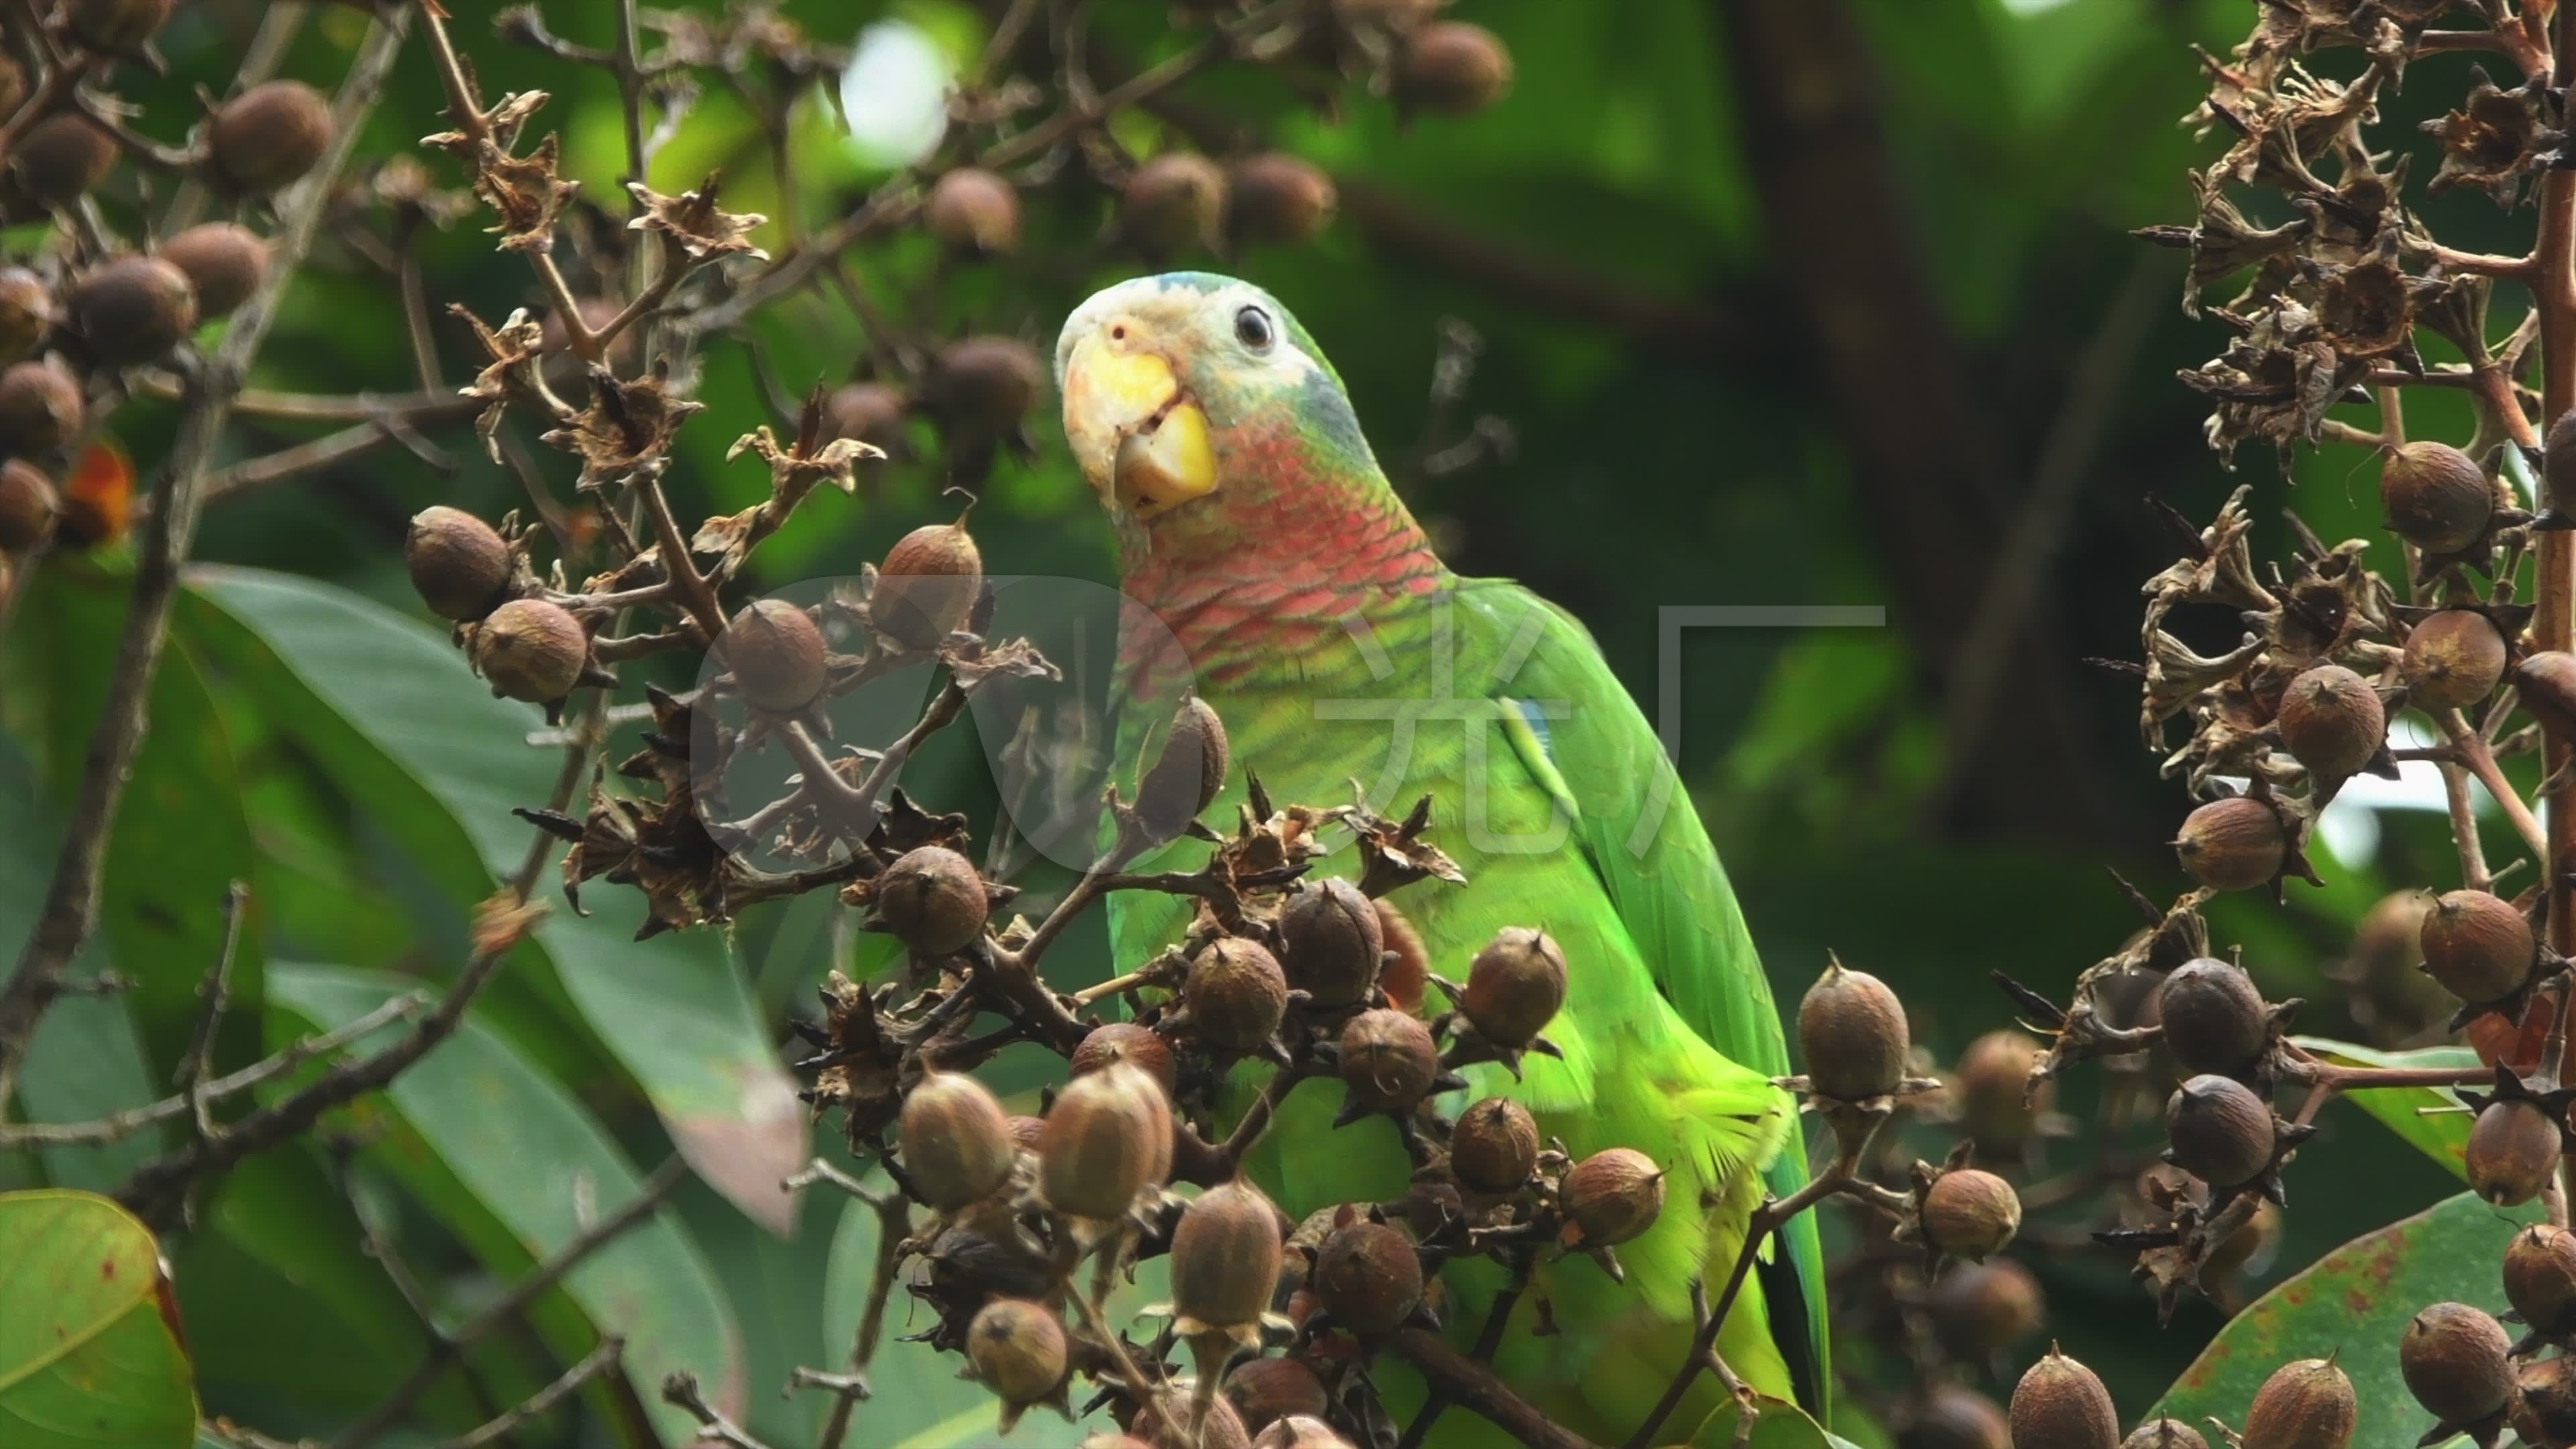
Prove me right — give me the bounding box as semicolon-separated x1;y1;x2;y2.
0;1189;198;1449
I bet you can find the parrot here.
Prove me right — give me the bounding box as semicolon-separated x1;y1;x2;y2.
1053;271;1826;1448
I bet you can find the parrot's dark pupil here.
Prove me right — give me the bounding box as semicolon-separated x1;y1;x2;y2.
1235;307;1272;350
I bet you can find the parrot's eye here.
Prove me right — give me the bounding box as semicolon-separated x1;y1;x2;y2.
1233;305;1274;352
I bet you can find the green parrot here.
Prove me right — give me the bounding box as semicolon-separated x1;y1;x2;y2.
1054;272;1825;1448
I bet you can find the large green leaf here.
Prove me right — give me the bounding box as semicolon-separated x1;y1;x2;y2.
2149;1191;2539;1448
2290;1037;2481;1183
0;1189;198;1449
263;961;746;1440
183;566;802;1232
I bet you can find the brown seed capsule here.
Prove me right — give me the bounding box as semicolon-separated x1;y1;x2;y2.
1071;1022;1177;1095
1563;1146;1666;1248
872;521;983;651
1136;696;1229;842
1008;1115;1045;1151
1278;877;1382;1008
898;1071;1016;1210
472;598;588;702
2402;1301;2514;1425
1338;1009;1440;1112
2421;889;2536;1004
159;223;268;319
2275;664;2384;778
1450;1096;1540;1193
70;255;199;366
1919;1169;2020;1261
824;381;907;458
2243;1357;2356;1449
924;168;1020;256
209;81;333;194
2508;1224;2576;1335
1038;1061;1172;1218
1226;1356;1330;1435
13;113;118;207
1904;1386;2011;1449
1313;1220;1424;1332
68;0;174;53
2518;1356;2576;1449
2381;441;2494;554
1374;897;1430;1010
2007;1346;2118;1449
2173;796;2286;892
2468;1097;2561;1206
2164;1074;2276;1187
2522;651;2576;747
1927;1258;2044;1355
1187;937;1290;1052
965;1298;1066;1404
722;599;826;712
0;358;83;453
1957;1030;2051;1148
2156;957;2270;1077
2119;1419;2209;1449
1248;1417;1350;1449
1398;22;1515;115
1122;152;1229;257
404;506;512;621
0;460;58;553
1171;1180;1287;1333
2404;609;2510;713
1134;1393;1253;1449
920;335;1042;435
1796;959;1909;1099
1461;927;1567;1046
0;268;54;361
873;845;988;956
1229;154;1338;247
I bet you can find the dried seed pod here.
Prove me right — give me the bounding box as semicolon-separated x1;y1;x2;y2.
159;223;268;319
2402;609;2509;713
2155;957;2270;1077
1248;1414;1350;1449
2007;1346;2118;1449
2520;651;2576;744
1134;1393;1253;1449
1957;1030;2050;1148
2380;441;2494;553
1927;1258;2044;1356
1461;927;1567;1045
472;598;588;702
1187;938;1290;1052
2468;1097;2560;1206
404;506;512;621
872;521;982;651
209;81;333;193
1338;1009;1440;1111
723;599;827;712
1171;1181;1286;1333
2518;1356;2576;1449
1312;1220;1423;1332
1008;1115;1044;1151
1278;877;1382;1008
899;1071;1016;1210
13;113;117;207
2118;1421;2205;1449
70;255;199;366
2275;664;2384;777
920;335;1042;435
0;358;83;453
1904;1385;2010;1449
1136;696;1229;841
1398;21;1515;115
1796;958;1909;1099
0;268;54;360
1450;1096;1540;1193
1038;1061;1173;1218
2512;1225;2576;1334
1919;1169;2020;1261
2173;796;2286;892
874;845;988;956
925;167;1020;256
2164;1075;2275;1187
823;381;908;456
1563;1146;1666;1248
1226;1356;1330;1434
2420;889;2536;1004
0;460;57;553
68;0;175;52
965;1298;1066;1405
2401;1301;2514;1426
1071;1022;1177;1095
1122;152;1229;256
2243;1357;2356;1449
1228;154;1338;247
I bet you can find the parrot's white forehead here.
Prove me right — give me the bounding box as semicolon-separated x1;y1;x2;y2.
1053;273;1326;389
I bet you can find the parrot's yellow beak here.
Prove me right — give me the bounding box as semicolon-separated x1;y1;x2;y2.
1061;326;1217;517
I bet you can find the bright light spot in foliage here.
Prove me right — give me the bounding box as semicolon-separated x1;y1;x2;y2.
841;21;951;167
1999;0;2077;12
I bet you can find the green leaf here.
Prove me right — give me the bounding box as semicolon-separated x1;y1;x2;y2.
263;961;746;1442
2290;1037;2482;1183
182;566;803;1232
1678;1395;1838;1449
0;1189;198;1449
2149;1191;2542;1446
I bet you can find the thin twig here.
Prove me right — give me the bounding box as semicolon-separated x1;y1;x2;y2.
431;1338;625;1449
661;1372;773;1449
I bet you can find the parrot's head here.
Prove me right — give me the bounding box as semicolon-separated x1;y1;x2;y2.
1057;272;1394;565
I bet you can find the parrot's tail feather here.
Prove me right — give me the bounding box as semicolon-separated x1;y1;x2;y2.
1755;1233;1827;1419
